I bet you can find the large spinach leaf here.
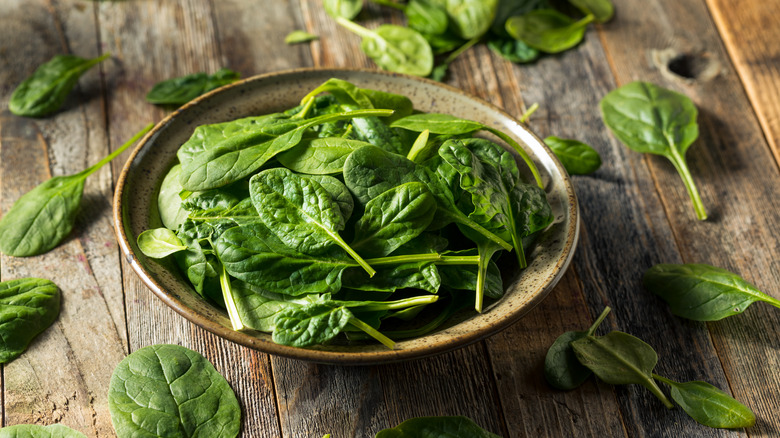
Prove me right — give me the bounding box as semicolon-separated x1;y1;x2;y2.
375;415;501;437
0;424;86;438
0;124;152;257
277;137;372;175
146;68;241;105
9;53;110;117
0;278;60;364
108;344;241;438
601;81;707;220
544;136;602;175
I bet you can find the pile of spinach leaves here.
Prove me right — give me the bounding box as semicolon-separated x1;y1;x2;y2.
138;78;553;348
323;0;614;80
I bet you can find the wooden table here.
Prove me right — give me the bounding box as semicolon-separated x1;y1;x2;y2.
2;1;779;436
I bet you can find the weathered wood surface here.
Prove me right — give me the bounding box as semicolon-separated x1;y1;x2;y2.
1;0;779;437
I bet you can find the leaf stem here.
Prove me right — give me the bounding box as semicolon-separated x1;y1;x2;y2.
449;212;513;252
81;123;154;178
484;127;544;189
406;129;430;162
519;103;539;123
667;147;708;220
219;265;246;331
366;253;442;265
586;306;611;336
348;316;396;349
336;17;377;40
435;255;480;265
650;374;678;409
352;295;438;311
331;232;377;277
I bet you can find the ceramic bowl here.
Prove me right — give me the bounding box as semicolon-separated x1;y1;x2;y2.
113;68;578;365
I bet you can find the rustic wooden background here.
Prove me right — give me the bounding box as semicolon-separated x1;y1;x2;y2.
1;0;779;437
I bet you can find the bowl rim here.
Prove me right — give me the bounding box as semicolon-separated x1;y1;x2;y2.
113;67;579;365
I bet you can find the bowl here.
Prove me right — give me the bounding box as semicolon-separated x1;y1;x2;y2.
113;68;579;365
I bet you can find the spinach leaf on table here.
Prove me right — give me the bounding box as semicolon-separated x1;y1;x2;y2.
285;30;319;44
405;0;449;36
324;0;362;19
9;53;110;117
569;0;614;23
544;306;610;390
146;68;241;105
0;278;60;364
0;124;152;257
375;415;501;438
506;10;594;54
108;344;241;438
487;37;540;64
544;136;602;175
434;0;499;40
643;263;780;321
653;375;756;429
0;424;86;438
336;18;434;77
600;81;707;220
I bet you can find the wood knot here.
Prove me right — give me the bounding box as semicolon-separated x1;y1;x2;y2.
651;48;721;84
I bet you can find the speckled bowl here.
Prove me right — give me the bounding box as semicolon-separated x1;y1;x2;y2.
113;68;578;365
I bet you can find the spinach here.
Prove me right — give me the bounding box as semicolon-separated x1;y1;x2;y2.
157;164;189;229
571;330;674;408
600;81;707;220
487;37;540;64
405;0;449;36
228;280;313;332
375;416;501;437
569;0;614;23
506;10;594;54
285;30;319;44
436;0;499;40
9;53;110;117
137;228;187;259
653;376;756;429
544;306;610;390
324;0;362;19
146;68;241;105
643;263;780;321
0;124;152;257
179;108;393;191
277;137;372;175
0;424;86;438
249;167;376;276
336;18;434;77
438;247;503;300
430;37;480;82
108;344;241;437
0;278;60;364
544;136;602;175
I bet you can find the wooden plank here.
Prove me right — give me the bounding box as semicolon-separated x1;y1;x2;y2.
597;0;780;435
707;0;780;166
96;1;281;436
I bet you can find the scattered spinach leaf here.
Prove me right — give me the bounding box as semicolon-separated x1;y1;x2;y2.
0;278;60;364
487;37;540;64
405;0;449;36
9;53;110;117
437;0;499;40
108;344;241;437
285;30;319;44
600;81;707;220
644;263;780;321
569;0;614;23
0;124;152;257
375;415;501;437
324;0;363;19
506;10;594;54
0;424;86;438
653;375;756;429
544;136;602;175
146;68;241;105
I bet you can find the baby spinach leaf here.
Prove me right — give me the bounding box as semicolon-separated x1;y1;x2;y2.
0;124;152;257
277;137;372;175
438;248;503;298
179;108;392;191
487;37;540;64
600;81;707;220
506;10;594;54
146;68;241;105
9;53;110;117
406;0;449;36
336;18;434;77
342;260;441;294
0;424;86;438
108;344;241;438
137;228;187;259
272;302;354;347
157;164;189;229
324;0;362;19
228;280;314;332
491;0;550;36
544;306;610;390
544;136;602;175
643;263;780;321
571;331;674;408
375;415;501;438
249;168;376;276
285;30;319;44
351;182;437;257
0;278;60;364
569;0;614;23
306;175;355;222
437;0;499;40
653;375;756;429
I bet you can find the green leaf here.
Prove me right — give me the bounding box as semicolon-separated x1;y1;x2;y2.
600;81;707;220
337;18;434;77
0;124;152;257
544;307;610;390
0;278;60;364
438;0;499;40
487;37;540;64
0;424;86;438
108;344;240;438
285;30;319;44
375;416;501;437
9;53;110;117
146;68;240;105
137;228;187;259
229;280;314;332
438;248;503;300
654;376;756;429
406;0;449;35
544;136;602;175
157;164;189;229
643;263;780;321
324;0;362;19
571;331;674;408
273;302;354;346
506;10;594;53
277;137;372;175
569;0;614;23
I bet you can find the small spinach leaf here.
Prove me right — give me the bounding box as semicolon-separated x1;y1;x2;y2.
9;53;110;117
600;81;707;220
285;30;319;44
0;124;152;257
569;0;614;23
0;278;60;364
487;37;540;64
108;344;241;438
544;136;602;175
544;306;610;390
375;416;501;438
324;0;362;19
157;164;189;229
653;375;756;429
405;0;449;36
0;424;86;438
146;68;241;105
643;263;780;321
506;10;594;54
438;0;499;40
137;228;187;258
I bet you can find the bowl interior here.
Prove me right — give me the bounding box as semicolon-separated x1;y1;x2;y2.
114;68;578;365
